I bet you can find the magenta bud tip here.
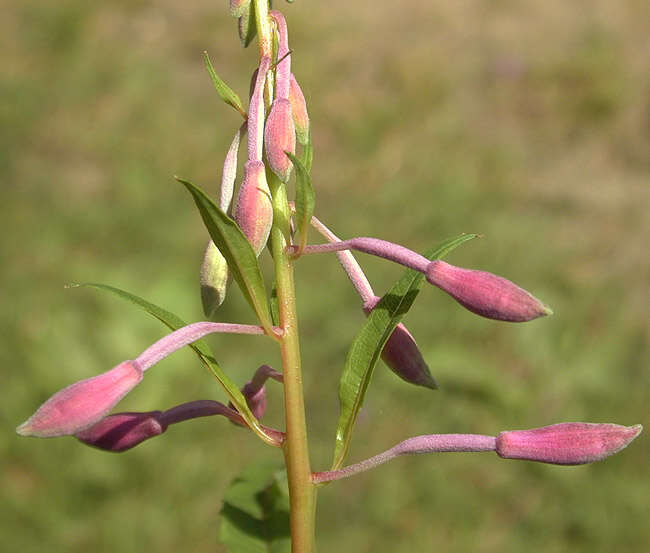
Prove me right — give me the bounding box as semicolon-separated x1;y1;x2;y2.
16;360;143;438
496;422;642;465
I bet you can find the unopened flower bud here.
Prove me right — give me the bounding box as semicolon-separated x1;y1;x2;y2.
200;241;229;317
289;74;310;145
230;0;250;19
426;260;552;322
237;5;256;48
16;360;143;438
241;381;267;420
76;411;167;452
496;422;642;465
364;297;437;389
234;160;273;255
264;98;296;182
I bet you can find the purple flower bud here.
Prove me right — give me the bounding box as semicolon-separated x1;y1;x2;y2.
234;160;273;255
241;381;267;420
496;422;642;465
289;74;310;145
264;98;296;182
426;260;552;322
200;240;229;317
364;297;437;389
16;360;143;438
75;411;167;452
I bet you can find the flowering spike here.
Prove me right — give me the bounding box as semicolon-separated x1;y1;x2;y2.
264;98;296;182
363;297;437;389
289;74;310;145
234;160;273;255
75;411;167;452
426;260;552;322
16;361;143;438
200;240;229;317
496;423;643;465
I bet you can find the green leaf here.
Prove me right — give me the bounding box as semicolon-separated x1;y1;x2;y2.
286;152;315;255
300;129;313;174
331;233;478;469
219;461;291;553
204;52;247;118
176;177;274;335
74;282;273;443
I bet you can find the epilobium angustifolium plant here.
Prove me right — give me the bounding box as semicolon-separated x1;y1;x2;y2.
17;2;642;551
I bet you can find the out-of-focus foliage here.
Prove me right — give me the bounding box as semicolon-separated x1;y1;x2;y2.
2;1;648;552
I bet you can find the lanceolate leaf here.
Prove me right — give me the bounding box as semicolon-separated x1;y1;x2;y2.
331;233;478;469
219;461;290;553
177;177;274;335
286;152;315;255
300;128;313;173
75;282;274;444
203;52;247;118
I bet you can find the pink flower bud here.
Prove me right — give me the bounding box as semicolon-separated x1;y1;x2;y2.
496;422;642;465
200;240;229;317
16;361;143;438
75;411;167;452
426;260;552;322
234;160;273;255
264;98;296;182
289;74;310;145
363;297;437;389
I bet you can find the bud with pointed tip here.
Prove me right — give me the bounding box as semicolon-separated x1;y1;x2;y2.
241;381;267;420
426;260;552;322
289;74;310;145
496;422;642;465
76;411;167;452
200;240;229;317
363;297;437;389
234;160;273;255
16;360;143;438
264;98;296;182
237;3;256;48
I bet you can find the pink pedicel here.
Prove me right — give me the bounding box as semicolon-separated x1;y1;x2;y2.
496;422;643;465
16;360;143;438
234;160;273;255
76;411;167;452
426;260;552;322
264;98;296;182
288;74;309;145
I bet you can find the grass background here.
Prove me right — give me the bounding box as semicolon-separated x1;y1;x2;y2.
2;0;648;551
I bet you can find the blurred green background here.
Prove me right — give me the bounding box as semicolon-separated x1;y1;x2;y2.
2;1;648;551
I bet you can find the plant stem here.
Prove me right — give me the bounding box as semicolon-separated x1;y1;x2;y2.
269;172;316;552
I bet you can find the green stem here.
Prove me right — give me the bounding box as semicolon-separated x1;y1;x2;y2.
269;171;316;553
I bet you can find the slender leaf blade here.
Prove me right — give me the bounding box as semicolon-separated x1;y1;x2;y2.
74;282;267;438
204;52;246;118
219;461;290;553
176;177;274;333
286;152;315;255
332;233;478;468
300;128;313;173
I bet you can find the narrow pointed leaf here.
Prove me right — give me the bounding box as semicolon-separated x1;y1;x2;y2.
300;128;313;173
286;152;315;255
74;283;273;443
332;233;478;469
219;461;291;553
176;177;274;334
203;52;246;118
